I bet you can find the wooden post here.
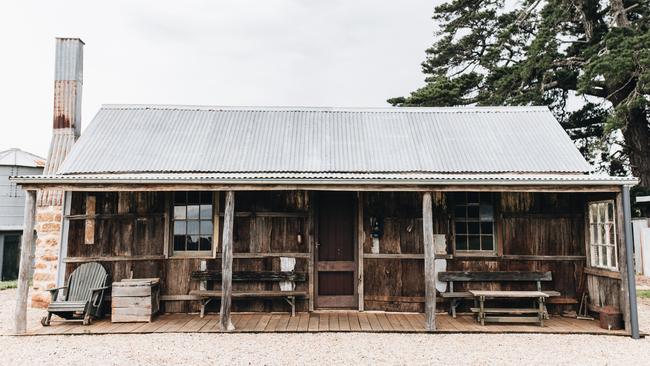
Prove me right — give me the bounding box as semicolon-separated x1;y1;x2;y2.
14;190;36;334
307;192;315;312
357;192;364;311
219;191;235;331
615;191;632;334
422;192;436;331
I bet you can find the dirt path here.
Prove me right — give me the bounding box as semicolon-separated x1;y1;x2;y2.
1;288;650;365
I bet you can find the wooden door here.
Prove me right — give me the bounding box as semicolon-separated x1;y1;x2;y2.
316;192;356;308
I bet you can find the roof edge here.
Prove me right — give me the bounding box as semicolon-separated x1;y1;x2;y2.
10;173;639;187
100;104;551;113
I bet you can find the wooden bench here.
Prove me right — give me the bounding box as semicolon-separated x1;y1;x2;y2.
469;290;549;326
438;271;561;318
189;270;308;317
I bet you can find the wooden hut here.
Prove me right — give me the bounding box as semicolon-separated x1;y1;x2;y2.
11;39;641;338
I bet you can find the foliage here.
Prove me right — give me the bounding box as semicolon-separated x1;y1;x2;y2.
390;0;650;188
0;280;17;290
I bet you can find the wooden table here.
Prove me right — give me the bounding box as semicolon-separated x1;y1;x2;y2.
469;290;549;326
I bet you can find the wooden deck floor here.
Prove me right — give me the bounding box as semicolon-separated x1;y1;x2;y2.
26;312;630;336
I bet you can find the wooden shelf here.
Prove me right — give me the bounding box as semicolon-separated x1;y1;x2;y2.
64;255;165;263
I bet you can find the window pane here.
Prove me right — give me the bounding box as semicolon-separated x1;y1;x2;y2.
467;192;480;204
598;245;605;267
591;244;598;266
481;222;493;235
187;205;200;219
174;192;186;205
174;206;186;220
187;221;200;235
607;202;614;222
200;204;212;220
174;221;186;235
454;192;466;204
468;236;480;250
174;235;186;251
609;246;617;269
609;223;616;245
199;236;212;251
589;204;597;224
187;236;199;251
468;222;480;235
467;206;479;219
598;203;606;223
201;220;214;236
479;204;494;221
482;235;494;251
456;235;467;251
454;206;466;218
455;222;466;234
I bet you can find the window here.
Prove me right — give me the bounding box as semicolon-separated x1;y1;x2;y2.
453;192;495;253
172;192;214;255
588;201;618;270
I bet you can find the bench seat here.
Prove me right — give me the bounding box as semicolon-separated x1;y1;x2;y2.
189;290;308;298
441;290;560;299
189;290;309;317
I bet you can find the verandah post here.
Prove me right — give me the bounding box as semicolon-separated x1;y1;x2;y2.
220;191;235;331
422;192;436;331
14;189;37;334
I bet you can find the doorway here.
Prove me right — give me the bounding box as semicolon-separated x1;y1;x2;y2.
315;192;357;308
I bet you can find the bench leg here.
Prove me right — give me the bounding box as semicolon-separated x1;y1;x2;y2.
200;298;213;318
284;296;296;317
538;297;545;327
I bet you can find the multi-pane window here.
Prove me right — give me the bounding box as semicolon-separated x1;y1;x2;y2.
588;201;618;270
453;192;495;253
173;192;214;254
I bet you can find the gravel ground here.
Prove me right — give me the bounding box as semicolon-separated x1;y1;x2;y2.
1;289;650;365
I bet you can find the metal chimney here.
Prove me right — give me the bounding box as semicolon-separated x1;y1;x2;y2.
40;38;84;205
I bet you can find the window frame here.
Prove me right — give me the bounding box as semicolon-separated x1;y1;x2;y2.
450;192;498;257
168;191;220;258
587;200;618;271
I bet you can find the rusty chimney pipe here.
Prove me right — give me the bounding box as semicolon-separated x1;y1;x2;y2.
40;38;84;205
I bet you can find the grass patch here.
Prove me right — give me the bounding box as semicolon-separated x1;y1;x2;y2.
0;280;17;290
638;290;650;299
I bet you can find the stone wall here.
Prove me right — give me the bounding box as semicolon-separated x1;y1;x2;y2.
30;204;63;308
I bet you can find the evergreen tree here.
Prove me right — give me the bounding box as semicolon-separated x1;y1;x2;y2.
390;0;650;191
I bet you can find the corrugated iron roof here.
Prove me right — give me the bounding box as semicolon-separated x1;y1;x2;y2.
57;105;592;175
0;148;45;168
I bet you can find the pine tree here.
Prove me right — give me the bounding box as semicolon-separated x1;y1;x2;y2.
389;0;650;191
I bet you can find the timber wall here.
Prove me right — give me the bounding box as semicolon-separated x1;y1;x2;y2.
61;190;624;315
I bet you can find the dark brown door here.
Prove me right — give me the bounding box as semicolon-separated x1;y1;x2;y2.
316;192;356;308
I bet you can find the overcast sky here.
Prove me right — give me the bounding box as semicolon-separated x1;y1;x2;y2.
0;0;438;158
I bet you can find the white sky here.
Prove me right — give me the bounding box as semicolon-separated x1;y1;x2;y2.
0;0;438;158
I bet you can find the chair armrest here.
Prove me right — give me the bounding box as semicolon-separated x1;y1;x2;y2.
48;286;68;302
90;286;109;307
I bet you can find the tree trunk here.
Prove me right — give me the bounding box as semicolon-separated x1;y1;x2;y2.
622;108;650;189
610;0;631;28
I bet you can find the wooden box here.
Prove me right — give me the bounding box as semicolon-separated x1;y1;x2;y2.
111;278;160;323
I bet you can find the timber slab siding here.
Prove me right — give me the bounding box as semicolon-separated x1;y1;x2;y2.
60;190;595;316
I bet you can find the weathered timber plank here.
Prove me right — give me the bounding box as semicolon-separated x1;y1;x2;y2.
220;191;235;331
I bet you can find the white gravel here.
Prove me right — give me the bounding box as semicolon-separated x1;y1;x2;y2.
1;288;650;366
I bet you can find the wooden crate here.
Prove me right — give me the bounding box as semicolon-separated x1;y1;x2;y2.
111;278;160;323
